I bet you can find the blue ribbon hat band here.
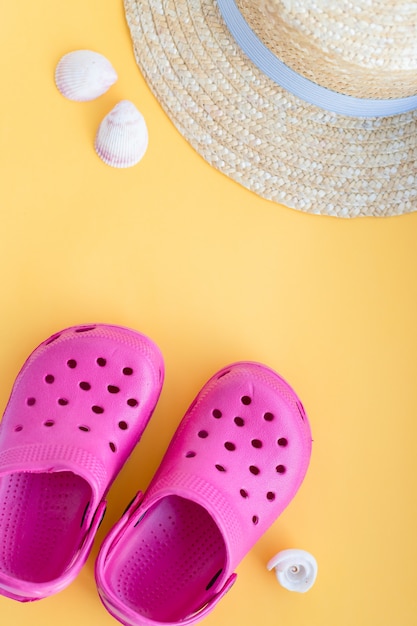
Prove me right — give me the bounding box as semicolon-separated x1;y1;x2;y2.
217;0;417;118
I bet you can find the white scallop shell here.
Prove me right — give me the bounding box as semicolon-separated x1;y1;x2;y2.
55;50;117;101
94;100;149;168
267;549;318;593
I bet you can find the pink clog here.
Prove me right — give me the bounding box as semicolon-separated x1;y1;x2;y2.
0;324;164;602
96;362;312;626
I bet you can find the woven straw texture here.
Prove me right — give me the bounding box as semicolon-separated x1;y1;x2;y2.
124;0;417;217
237;0;417;99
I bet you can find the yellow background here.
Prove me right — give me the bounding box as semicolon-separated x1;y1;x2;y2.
1;1;416;625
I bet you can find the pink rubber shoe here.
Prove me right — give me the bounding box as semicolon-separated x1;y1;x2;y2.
0;324;164;602
96;362;312;626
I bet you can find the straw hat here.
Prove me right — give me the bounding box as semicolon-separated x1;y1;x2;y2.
123;0;417;217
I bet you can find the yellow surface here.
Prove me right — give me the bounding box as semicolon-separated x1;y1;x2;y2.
1;2;416;625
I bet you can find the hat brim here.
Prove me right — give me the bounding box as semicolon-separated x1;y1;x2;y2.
124;0;417;217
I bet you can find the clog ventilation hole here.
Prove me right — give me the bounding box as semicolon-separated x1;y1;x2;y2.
184;393;291;527
14;349;141;454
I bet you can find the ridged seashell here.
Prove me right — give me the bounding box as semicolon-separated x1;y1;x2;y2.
267;549;318;593
55;50;117;101
94;100;149;168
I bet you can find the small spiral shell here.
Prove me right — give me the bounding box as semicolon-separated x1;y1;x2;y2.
267;549;317;592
